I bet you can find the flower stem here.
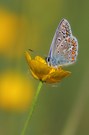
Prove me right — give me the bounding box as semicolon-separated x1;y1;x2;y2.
21;81;43;135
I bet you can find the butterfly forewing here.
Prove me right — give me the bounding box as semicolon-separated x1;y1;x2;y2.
48;19;72;56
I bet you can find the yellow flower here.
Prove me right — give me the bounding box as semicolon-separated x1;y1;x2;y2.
25;51;71;83
0;8;18;49
0;71;34;112
0;7;29;58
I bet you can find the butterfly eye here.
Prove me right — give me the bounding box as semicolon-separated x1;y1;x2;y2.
47;57;50;62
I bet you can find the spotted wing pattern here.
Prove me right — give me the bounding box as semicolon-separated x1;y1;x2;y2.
47;19;78;66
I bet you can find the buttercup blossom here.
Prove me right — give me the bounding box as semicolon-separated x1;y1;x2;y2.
25;51;71;83
0;71;34;112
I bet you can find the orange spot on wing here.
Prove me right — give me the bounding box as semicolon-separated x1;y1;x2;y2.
72;57;75;60
72;51;75;54
73;42;77;46
72;47;76;51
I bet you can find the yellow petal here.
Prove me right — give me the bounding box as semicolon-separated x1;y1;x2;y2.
30;70;39;80
35;56;46;64
29;59;51;81
45;68;71;83
25;51;31;63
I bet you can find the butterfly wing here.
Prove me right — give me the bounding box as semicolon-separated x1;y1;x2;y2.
47;19;78;66
53;36;78;66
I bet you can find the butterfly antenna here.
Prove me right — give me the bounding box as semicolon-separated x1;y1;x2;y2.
28;48;39;56
28;49;34;52
28;49;48;62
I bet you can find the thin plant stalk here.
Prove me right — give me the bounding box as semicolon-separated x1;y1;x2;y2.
21;81;43;135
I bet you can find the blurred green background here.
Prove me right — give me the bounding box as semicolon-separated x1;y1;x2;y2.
0;0;89;135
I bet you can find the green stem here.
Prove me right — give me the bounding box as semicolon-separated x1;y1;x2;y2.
21;81;43;135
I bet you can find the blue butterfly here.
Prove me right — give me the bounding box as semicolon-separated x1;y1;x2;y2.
47;19;78;67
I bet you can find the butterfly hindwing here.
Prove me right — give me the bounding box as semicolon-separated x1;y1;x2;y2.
53;36;78;66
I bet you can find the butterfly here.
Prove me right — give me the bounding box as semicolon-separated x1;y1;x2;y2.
47;19;78;67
